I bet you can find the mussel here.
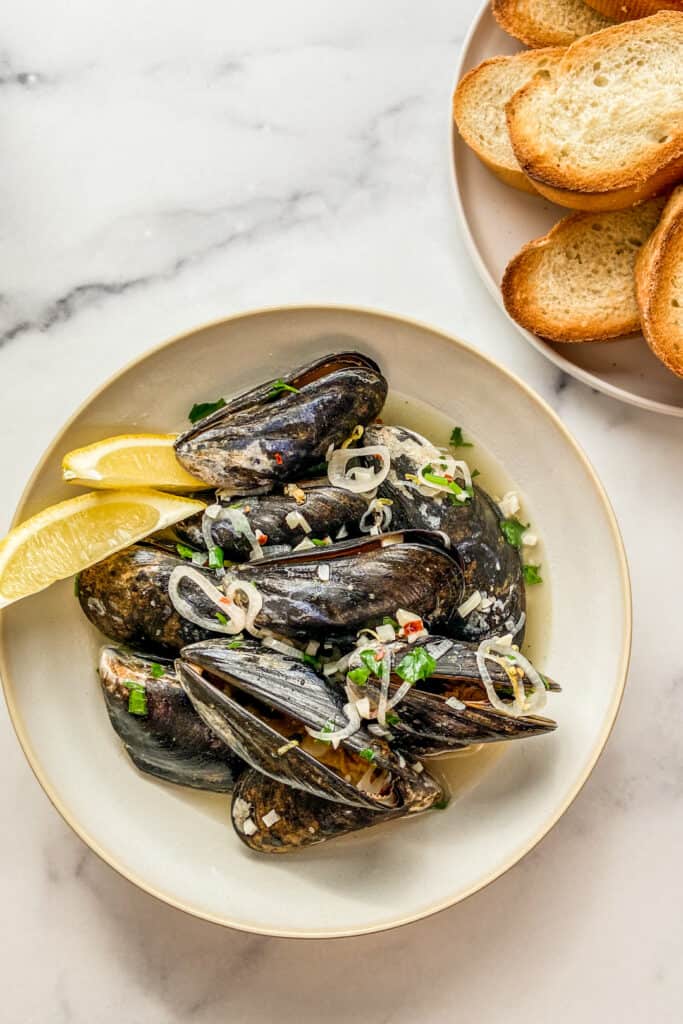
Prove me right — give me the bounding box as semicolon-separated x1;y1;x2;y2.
174;352;388;492
79;545;222;653
228;530;464;642
175;480;369;559
98;646;243;791
176;640;418;810
231;765;443;854
364;424;525;643
356;636;557;757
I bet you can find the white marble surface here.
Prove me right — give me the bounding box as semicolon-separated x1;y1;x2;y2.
1;0;681;1019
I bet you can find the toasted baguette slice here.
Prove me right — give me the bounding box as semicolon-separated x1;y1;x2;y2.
585;1;683;20
453;49;565;194
492;0;613;47
502;197;666;342
507;13;683;212
635;186;683;376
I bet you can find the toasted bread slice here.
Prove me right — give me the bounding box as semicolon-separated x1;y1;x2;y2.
502;197;666;342
507;13;683;211
453;49;565;194
635;186;683;376
585;1;683;20
492;0;613;47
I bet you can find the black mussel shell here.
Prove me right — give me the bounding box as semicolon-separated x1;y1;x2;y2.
174;352;388;492
98;646;243;791
79;545;222;653
365;423;526;643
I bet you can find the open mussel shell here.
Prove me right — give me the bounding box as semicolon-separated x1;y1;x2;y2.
176;481;369;558
176;655;403;810
98;646;244;791
79;545;221;653
362;636;557;757
232;529;464;641
174;352;388;492
364;424;525;643
231;764;444;854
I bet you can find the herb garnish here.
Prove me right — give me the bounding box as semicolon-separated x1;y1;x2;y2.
382;616;399;629
150;662;164;678
267;379;300;399
215;611;228;626
122;679;148;716
359;748;376;763
227;638;242;648
500;517;529;549
523;564;543;585
386;712;400;726
423;464;471;501
450;427;473;448
188;398;226;424
176;543;197;560
303;653;321;669
208;545;224;569
395;647;436;684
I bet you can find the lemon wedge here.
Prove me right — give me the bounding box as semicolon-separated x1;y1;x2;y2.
61;434;206;492
0;489;206;609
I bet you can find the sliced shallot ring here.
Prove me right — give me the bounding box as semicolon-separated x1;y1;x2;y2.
327;445;391;493
476;635;547;718
168;565;244;634
305;701;361;749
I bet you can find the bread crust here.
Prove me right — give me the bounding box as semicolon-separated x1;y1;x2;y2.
507;13;683;208
635;186;683;376
502;200;666;342
453;51;564;195
492;0;612;46
585;1;683;20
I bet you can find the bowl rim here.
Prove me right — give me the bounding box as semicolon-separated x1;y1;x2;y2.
0;304;632;939
450;0;683;419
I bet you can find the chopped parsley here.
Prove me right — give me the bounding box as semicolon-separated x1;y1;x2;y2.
303;652;321;669
228;638;242;649
310;537;329;546
150;662;165;679
423;465;470;501
385;712;400;726
188;398;226;424
176;543;197;560
348;666;370;687
395;647;436;684
121;679;148;716
382;616;399;629
208;545;224;569
523;564;543;585
359;748;376;763
360;649;384;675
500;517;529;549
449;426;473;448
215;611;228;626
267;379;300;399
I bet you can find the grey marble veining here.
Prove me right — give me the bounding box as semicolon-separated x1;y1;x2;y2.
1;0;682;1020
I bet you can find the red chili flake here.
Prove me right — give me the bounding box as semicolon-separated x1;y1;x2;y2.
444;474;454;482
220;596;232;606
274;453;283;465
257;533;268;545
375;649;386;661
404;619;423;636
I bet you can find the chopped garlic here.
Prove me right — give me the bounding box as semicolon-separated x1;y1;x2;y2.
458;590;482;618
521;531;538;547
498;492;520;517
242;817;258;836
376;623;396;643
396;608;420;627
445;695;466;711
317;564;330;582
262;809;281;829
285;510;311;533
284;483;306;505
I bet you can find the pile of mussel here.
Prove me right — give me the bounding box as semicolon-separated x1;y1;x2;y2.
80;352;558;854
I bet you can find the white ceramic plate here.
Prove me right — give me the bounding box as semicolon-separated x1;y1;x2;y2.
0;307;630;937
452;2;683;417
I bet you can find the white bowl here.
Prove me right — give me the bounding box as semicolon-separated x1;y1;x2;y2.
451;1;683;417
0;306;630;937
